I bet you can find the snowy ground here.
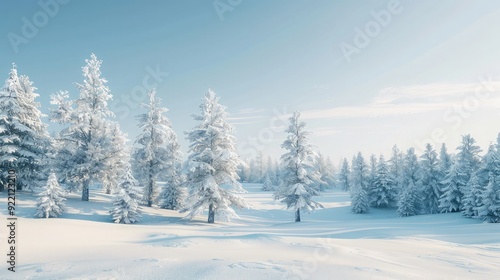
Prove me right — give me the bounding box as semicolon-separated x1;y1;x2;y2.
1;183;500;280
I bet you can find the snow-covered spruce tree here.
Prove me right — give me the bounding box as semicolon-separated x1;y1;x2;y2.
274;111;323;222
181;90;248;223
36;173;66;218
477;173;500;223
133;89;180;207
110;167;142;224
368;154;378;203
158;128;186;211
389;145;404;201
350;152;370;214
464;144;500;218
338;158;351;191
439;134;482;212
102;123;130;195
0;65;50;191
51;54;128;201
370;155;395;208
419;144;441;214
396;148;420;217
261;174;274;191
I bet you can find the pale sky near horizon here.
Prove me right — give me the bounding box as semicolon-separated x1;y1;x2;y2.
2;0;500;165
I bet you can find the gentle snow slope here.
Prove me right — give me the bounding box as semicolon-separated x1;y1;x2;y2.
1;184;499;279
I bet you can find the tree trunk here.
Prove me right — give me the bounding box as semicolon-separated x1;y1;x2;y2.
82;180;89;201
208;203;215;223
295;208;301;222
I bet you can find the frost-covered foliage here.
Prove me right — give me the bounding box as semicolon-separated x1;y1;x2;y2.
370;155;395;208
261;174;275;191
0;65;50;191
388;145;404;199
477;174;500;223
338;158;350;191
181;90;248;223
315;152;335;190
439;134;482;212
397;148;420;217
36;173;66;218
419;144;441;214
274;111;323;222
51;54;128;201
350;152;370;214
110;168;142;224
133;89;179;207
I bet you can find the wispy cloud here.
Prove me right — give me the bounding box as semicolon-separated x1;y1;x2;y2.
302;80;500;120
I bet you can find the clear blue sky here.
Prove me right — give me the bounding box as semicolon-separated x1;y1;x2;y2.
2;0;500;165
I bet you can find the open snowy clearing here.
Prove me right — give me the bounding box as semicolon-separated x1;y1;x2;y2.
1;183;500;280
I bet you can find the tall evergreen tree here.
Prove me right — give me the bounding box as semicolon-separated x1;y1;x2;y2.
389;145;404;201
477;174;500;223
274;111;323;222
0;65;50;191
110;167;142;224
350;152;370;214
51;54;127;201
397;148;420;217
420;144;441;214
439;134;481;212
181;90;248;223
370;155;395;208
368;154;378;203
133;89;180;207
338;158;351;191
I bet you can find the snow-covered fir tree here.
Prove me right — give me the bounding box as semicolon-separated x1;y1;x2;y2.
158;127;186;211
477;173;500;223
110;167;142;224
249;152;266;183
397;148;420;217
51;54;128;201
132;89;179;207
274;111;323;222
0;64;50;191
439;134;482;212
370;155;395;208
181;90;248;223
350;152;370;214
419;144;441;214
389;145;404;200
102;123;130;195
368;154;378;202
35;173;66;218
338;158;351;191
261;174;275;191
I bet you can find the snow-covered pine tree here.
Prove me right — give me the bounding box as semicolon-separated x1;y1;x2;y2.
181;90;248;223
419;144;441;214
110;167;142;224
0;64;50;191
265;156;276;183
350;152;370;213
102;123;130;195
370;155;395;208
261;174;274;191
477;173;500;223
36;173;66;218
389;145;404;201
158;127;186;211
338;158;350;191
368;154;378;204
132;89;177;207
439;134;481;212
274;111;323;222
396;148;420;217
464;144;500;218
51;54;128;201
